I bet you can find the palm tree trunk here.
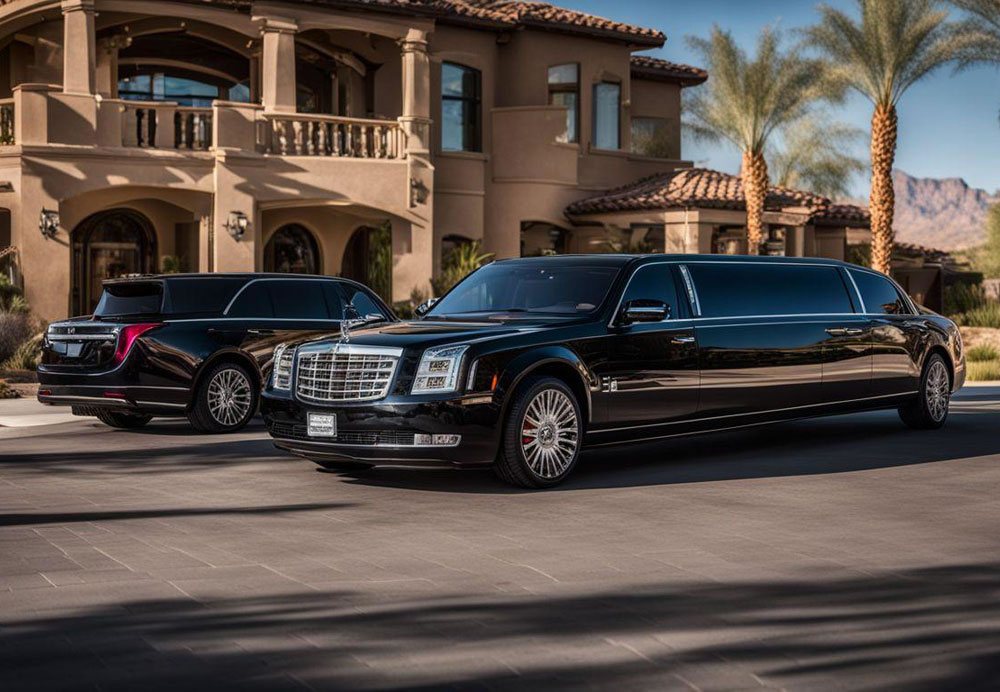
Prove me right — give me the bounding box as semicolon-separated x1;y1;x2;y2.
742;150;769;255
869;102;898;275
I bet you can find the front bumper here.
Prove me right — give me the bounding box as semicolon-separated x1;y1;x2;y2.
261;391;502;467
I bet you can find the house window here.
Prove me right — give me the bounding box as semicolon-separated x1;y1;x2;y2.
441;62;481;152
631;117;674;157
592;82;621;150
548;63;579;143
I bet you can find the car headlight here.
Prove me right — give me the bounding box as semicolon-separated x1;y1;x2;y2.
272;343;295;390
411;344;469;394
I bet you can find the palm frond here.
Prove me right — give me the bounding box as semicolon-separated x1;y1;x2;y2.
804;0;964;106
768;115;867;198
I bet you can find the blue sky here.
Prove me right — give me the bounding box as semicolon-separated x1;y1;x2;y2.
561;0;1000;198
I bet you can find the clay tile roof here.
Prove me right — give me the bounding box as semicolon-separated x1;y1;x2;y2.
276;1;665;44
630;55;708;86
811;203;871;227
566;168;829;216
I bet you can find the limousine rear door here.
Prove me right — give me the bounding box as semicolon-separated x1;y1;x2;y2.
603;263;699;426
685;262;853;416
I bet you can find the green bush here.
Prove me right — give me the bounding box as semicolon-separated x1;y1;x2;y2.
956;302;1000;328
943;281;986;317
967;359;1000;381
966;344;1000;362
0;312;33;363
431;241;493;298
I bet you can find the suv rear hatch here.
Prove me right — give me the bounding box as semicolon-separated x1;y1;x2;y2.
43;280;164;370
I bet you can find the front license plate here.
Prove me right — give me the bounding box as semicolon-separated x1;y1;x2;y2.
307;412;337;438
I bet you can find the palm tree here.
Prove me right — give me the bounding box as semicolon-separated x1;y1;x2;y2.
769;115;867;199
949;1;1000;119
685;27;826;254
805;0;965;274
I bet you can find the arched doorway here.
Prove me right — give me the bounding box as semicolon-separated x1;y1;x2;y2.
71;209;156;315
263;224;321;274
341;223;391;302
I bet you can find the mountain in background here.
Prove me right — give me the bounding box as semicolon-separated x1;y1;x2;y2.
858;171;998;250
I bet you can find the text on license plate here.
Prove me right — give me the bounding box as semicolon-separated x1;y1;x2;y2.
307;413;337;438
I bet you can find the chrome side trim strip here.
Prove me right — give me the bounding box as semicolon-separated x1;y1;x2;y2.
38;395;130;407
594;391;919;434
844;268;867;314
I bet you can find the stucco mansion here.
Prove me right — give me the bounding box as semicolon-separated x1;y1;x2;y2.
0;0;881;323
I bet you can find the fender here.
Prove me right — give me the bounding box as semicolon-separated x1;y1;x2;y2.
191;347;264;393
494;345;596;423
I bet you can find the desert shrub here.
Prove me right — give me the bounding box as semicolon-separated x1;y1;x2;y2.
967;359;1000;381
392;288;428;320
966;344;1000;362
1;331;43;371
943;281;986;317
956;302;1000;328
0;311;33;362
0;379;18;399
0;274;26;312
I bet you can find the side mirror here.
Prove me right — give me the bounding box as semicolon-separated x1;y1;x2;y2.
414;298;438;317
620;299;670;324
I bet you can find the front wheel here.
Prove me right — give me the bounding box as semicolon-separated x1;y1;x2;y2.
898;353;951;430
494;376;582;488
188;362;258;433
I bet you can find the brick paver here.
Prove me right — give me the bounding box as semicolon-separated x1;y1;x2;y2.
1;390;999;690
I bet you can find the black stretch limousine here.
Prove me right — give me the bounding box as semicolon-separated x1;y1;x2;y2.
37;274;393;433
262;255;965;488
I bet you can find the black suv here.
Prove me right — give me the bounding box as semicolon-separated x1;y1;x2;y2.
262;255;965;488
38;274;394;433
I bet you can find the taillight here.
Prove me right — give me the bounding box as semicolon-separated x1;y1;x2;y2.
113;323;163;364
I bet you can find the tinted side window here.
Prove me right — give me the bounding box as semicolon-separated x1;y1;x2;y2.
165;278;245;315
621;264;680;319
267;280;329;320
688;264;853;317
850;270;909;315
341;284;385;317
227;282;274;318
321;283;345;320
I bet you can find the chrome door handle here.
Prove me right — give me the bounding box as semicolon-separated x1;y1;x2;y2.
671;335;696;344
825;328;847;336
248;329;275;336
843;328;865;335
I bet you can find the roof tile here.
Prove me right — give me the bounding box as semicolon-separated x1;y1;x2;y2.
630;55;708;86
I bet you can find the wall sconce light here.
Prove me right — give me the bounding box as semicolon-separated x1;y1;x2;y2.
410;178;429;207
39;209;59;239
224;211;249;240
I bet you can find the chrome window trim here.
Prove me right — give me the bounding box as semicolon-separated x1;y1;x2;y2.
844;268;867;314
595;390;919;434
678;264;701;316
846;267;919;316
607;262;682;327
222;276;389;318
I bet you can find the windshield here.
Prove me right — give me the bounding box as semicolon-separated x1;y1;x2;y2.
94;282;163;317
428;261;622;317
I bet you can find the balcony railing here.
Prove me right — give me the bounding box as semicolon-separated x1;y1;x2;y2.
120;102;212;150
0;98;13;145
259;113;406;159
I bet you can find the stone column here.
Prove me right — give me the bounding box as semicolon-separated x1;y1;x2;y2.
61;0;96;95
96;35;130;98
248;40;262;104
260;17;297;113
399;28;431;153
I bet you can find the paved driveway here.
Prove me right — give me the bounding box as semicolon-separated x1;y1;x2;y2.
2;389;999;690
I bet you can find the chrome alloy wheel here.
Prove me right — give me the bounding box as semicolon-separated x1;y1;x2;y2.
520;388;579;479
926;360;951;422
207;368;253;427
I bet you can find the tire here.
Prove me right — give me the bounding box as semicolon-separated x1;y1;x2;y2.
187;362;258;434
494;376;582;488
94;408;153;429
898;353;951;430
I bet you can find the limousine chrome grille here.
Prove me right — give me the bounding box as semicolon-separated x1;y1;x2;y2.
295;344;403;403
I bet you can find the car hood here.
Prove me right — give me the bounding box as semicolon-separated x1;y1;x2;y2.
285;319;550;351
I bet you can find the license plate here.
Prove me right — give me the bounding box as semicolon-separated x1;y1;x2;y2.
66;343;83;358
307;412;337;438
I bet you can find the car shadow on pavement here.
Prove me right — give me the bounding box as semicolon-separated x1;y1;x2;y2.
2;562;998;690
0;502;356;528
339;408;1000;493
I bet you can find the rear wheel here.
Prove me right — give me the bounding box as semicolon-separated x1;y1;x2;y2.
494;376;582;488
899;353;951;430
188;362;258;433
94;409;152;429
